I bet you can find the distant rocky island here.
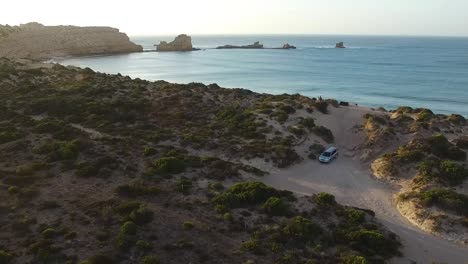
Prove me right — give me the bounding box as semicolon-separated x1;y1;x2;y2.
335;42;346;48
155;34;199;52
216;41;264;49
0;22;142;60
216;41;296;50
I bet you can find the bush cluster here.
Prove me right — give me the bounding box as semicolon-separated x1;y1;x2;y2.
262;197;291;216
212;181;294;209
312;126;334;143
417;189;468;216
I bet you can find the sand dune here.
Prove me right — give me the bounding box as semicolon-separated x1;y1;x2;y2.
250;106;468;264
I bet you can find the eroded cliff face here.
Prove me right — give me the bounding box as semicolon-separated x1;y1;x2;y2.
156;34;193;51
0;22;142;60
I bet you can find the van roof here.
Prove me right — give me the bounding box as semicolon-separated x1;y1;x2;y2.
324;147;337;152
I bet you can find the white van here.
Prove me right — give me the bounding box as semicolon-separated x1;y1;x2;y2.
319;147;338;163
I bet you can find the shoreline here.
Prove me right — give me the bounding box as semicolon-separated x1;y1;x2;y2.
42;57;468;118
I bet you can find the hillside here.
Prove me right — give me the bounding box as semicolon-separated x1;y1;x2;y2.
0;23;142;60
0;58;403;264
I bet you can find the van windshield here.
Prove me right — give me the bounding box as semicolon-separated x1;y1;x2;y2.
322;152;331;157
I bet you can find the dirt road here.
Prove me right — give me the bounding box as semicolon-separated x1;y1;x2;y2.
260;157;467;263
258;106;467;264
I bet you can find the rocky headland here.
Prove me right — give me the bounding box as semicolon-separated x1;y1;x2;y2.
155;34;197;52
0;22;142;60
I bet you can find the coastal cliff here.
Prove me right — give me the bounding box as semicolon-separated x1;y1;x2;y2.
0;22;142;60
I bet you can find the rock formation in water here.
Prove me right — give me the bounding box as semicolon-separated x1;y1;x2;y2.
335;42;346;48
0;22;143;60
282;43;296;49
216;41;264;49
155;34;194;51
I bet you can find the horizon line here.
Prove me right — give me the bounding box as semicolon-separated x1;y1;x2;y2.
129;32;468;38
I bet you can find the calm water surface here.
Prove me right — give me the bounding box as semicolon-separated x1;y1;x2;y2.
59;35;468;116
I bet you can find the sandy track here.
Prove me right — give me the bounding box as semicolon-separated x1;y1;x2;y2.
260;157;467;263
257;106;467;264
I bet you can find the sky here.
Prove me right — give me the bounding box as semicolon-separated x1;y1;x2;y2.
1;0;468;36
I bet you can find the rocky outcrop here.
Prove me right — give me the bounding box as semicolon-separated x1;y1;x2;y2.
335;42;346;48
155;34;194;51
0;22;142;60
282;43;296;49
216;41;264;49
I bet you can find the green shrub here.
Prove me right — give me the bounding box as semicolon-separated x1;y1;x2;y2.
136;240;152;251
447;114;466;125
312;126;334;143
314;101;328;114
33;119;71;136
417;189;468;216
299;118;316;130
34;139;80;161
121;221;137;235
415;110;434;122
342;208;366;225
140;255;160;264
117;221;137;249
426;134;466;161
114;201;142;216
282;216;322;242
438;160;468;186
129;206;153;225
395;146;425;163
342;255;368;264
279;104;296;114
262;197;290;216
212;181;293;208
309;143;325;155
75;162;100;177
346;229;399;257
216;107;265;139
143;147;157;156
0;250;13;264
15;164;35;176
313;192;337;207
7;186;19;194
152;157;186;174
0;129;20;144
223;212;233;222
183;221;194;230
240;239;261;254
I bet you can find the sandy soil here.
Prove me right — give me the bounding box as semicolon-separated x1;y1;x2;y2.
251;106;468;264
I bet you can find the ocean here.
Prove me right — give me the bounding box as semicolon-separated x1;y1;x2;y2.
58;35;468;116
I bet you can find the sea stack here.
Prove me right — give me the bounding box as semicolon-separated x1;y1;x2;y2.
0;22;143;60
282;43;296;49
335;42;346;48
155;34;194;51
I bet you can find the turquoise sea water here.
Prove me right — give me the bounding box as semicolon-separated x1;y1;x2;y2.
59;35;468;116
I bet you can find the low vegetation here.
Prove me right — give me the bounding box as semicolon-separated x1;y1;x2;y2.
0;58;402;263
